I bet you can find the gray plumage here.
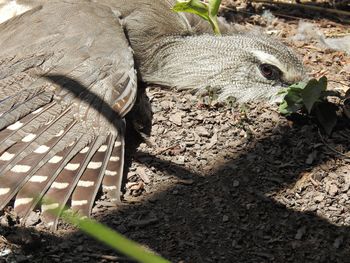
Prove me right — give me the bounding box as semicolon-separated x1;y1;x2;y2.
105;0;305;101
0;0;305;229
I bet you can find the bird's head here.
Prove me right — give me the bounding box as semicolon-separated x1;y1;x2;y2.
195;33;306;102
141;32;306;104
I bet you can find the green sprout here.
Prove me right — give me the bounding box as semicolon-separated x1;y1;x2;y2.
172;0;222;35
278;76;343;135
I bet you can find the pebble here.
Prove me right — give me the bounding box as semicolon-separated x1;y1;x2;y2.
195;126;211;137
170;112;183;126
314;193;325;202
233;180;240;187
173;156;185;165
328;184;339;196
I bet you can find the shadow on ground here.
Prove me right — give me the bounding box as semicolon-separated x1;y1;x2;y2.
2;121;349;263
0;75;349;263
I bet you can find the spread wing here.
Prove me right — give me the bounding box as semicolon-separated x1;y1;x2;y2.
0;2;137;229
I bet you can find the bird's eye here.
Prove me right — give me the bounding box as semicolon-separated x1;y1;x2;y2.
259;64;281;80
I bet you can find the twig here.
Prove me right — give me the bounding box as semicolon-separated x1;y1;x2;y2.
154;144;180;155
328;80;350;89
317;129;350;159
0;235;11;246
221;5;313;21
251;0;350;17
89;254;134;262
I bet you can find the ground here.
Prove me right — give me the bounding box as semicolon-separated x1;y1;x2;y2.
1;1;350;263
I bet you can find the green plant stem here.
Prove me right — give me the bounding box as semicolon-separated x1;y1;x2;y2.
60;210;170;263
208;0;222;35
38;196;170;263
209;16;221;35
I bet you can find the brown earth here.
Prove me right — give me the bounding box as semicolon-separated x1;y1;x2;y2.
1;1;350;263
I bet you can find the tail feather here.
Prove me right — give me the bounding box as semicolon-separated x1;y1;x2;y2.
0;118;77;210
71;134;115;217
41;136;106;229
13;120;79;220
0;89;128;229
102;132;125;202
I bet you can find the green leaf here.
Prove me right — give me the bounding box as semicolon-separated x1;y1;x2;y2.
172;0;209;21
314;102;338;135
277;88;289;96
279;88;303;115
288;81;308;90
172;0;222;35
208;0;222;16
278;100;290;114
301;77;328;113
318;76;328;92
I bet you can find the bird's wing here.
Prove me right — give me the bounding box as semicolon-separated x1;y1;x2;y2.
0;1;137;229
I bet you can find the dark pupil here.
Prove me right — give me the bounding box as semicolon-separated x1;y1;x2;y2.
259;64;280;80
261;65;273;77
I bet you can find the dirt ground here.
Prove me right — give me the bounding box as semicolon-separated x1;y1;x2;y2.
1;1;350;263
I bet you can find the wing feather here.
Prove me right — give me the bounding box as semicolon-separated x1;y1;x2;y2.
0;1;137;229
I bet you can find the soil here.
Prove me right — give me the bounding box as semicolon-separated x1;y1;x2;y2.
1;1;350;263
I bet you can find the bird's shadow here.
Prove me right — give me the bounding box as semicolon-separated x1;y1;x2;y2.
1;75;349;262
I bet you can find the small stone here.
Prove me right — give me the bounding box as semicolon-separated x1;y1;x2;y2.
233;180;240;187
173;156;185;165
328;184;338;196
177;179;194;185
170;112;183;126
314;193;325;203
160;100;174;110
333;236;344;248
306;151;317;165
136;167;150;184
116;224;128;234
76;245;84;252
24;211;40;227
195;113;204;121
239;130;247;137
222;215;229;222
340;193;348;202
295;226;306;240
156;115;168;122
157;126;165;134
0;216;9;227
195;126;211;137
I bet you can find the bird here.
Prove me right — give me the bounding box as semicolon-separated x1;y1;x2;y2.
0;0;305;230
